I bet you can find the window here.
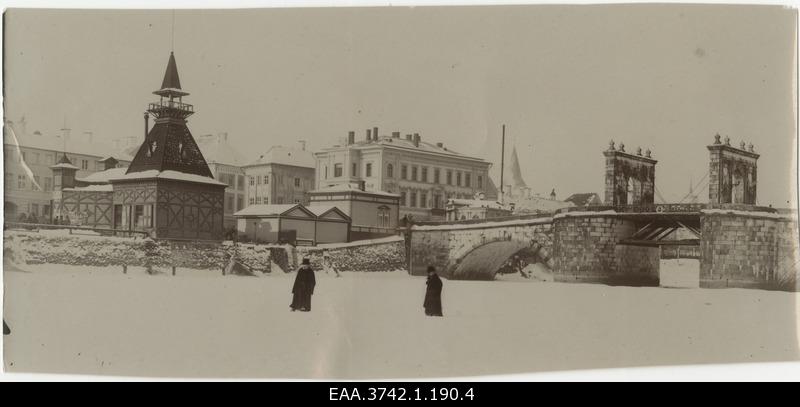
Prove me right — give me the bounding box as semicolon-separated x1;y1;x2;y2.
411;166;418;181
334;164;343;177
420;193;427;208
226;195;234;213
81;160;89;170
133;205;153;229
249;176;255;186
237;175;245;190
294;178;300;187
4;173;13;190
434;194;442;209
31;153;39;165
17;175;27;190
256;197;263;204
265;174;270;184
43;205;50;217
465;174;471;187
366;163;372;177
434;168;440;184
478;175;483;189
421;167;428;183
238;196;245;211
377;206;391;228
46;154;54;164
351;163;357;177
294;199;301;204
249;197;255;205
401;165;408;180
257;175;262;185
400;191;407;207
324;166;328;179
44;177;52;191
276;197;284;204
31;203;39;216
446;170;452;185
410;192;417;208
386;164;393;178
456;172;462;187
33;176;41;191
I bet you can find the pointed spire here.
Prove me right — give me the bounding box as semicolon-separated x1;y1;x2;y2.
161;52;182;91
508;146;527;188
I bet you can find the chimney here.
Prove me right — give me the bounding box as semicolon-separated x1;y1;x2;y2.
392;131;400;138
218;132;228;141
413;133;420;147
298;140;307;151
373;127;379;141
366;129;372;142
436;142;443;148
144;112;149;139
348;131;355;145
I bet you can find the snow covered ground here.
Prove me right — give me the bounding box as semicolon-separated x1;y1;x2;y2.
3;263;799;379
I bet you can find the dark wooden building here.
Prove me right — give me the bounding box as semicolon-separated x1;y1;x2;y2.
109;52;227;240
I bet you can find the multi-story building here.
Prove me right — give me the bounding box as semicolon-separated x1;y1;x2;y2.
314;128;495;220
243;145;316;207
195;132;247;230
3;118;131;222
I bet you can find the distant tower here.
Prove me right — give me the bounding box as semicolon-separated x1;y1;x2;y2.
550;188;556;201
507;145;531;199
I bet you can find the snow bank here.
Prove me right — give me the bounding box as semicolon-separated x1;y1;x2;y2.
109;170;227;186
296;236;406;273
701;208;797;220
3;231;276;273
553;210;618;219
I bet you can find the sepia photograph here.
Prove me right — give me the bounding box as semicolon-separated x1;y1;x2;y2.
1;1;799;383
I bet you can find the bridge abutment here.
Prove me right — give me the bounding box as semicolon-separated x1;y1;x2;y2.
551;213;660;285
700;210;798;289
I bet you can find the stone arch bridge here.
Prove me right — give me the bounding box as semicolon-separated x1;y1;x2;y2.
406;203;798;289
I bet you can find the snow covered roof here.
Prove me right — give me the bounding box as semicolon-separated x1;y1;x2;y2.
4;122;134;161
76;167;128;184
245;145;316;169
108;170;227;186
307;205;337;216
448;199;508;210
50;162;80;170
234;204;299;217
321;136;488;163
64;184;114;192
309;183;400;198
195;134;247;167
564;193;602;207
510;196;575;214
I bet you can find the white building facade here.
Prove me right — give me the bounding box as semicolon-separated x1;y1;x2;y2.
314;129;496;220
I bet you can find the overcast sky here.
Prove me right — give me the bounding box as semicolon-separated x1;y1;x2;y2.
3;5;797;206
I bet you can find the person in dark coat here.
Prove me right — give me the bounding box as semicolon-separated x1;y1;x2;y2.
423;266;443;317
291;257;316;312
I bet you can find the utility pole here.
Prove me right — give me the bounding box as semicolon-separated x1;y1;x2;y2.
500;124;506;204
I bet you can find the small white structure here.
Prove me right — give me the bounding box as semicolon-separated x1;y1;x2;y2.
234;203;350;245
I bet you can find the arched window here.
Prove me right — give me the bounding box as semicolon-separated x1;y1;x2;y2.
387;164;394;178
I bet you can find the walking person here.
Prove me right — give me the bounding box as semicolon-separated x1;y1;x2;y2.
290;257;316;312
322;251;340;278
423;265;443;317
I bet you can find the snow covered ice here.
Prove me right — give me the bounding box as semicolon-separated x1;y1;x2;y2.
3;261;798;379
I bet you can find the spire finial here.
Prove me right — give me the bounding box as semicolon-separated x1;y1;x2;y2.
171;9;175;53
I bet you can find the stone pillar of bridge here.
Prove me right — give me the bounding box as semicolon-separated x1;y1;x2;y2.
552;212;660;285
603;141;657;206
707;134;759;205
